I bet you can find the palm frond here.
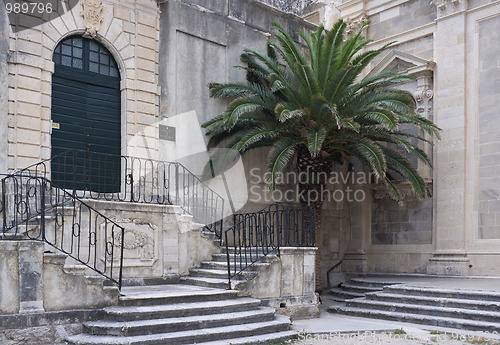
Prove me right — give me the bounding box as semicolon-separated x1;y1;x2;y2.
307;127;326;157
381;146;431;198
201;19;441;201
266;139;297;190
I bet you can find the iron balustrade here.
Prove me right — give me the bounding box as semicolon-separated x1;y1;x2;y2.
225;202;315;289
0;174;125;288
15;149;225;238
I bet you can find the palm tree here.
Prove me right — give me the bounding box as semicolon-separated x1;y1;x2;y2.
201;20;440;292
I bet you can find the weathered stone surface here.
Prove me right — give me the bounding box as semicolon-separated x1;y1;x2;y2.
478;15;500;240
178;216;220;276
85;200;180;279
372;197;432;245
0;323;82;345
256;0;317;15
367;0;436;41
43;253;119;311
261;294;320;319
0;7;8;173
18;242;44;313
0;242;20;314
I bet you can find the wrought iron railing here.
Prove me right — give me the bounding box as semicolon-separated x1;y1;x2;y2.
225;202;315;289
0;173;125;288
16;149;225;238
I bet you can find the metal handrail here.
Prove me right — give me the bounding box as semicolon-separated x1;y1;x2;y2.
0;173;125;288
14;149;225;238
225;202;315;289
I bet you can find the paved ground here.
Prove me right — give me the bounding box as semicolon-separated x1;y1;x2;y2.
290;275;500;345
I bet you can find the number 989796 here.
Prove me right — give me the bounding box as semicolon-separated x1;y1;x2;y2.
5;1;53;14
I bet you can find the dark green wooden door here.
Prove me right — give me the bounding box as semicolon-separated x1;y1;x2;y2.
51;37;121;192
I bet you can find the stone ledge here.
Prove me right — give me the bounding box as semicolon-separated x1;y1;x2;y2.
260;294;320;320
0;309;104;330
103;275;181;287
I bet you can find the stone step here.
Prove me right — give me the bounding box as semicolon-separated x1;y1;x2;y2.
384;285;500;302
212;253;232;262
340;283;383;293
66;315;291;345
189;268;231;279
329;287;365;301
328;306;500;332
345;298;500;323
180;276;246;290
119;286;239;307
104;298;261;321
367;292;500;312
200;260;270;271
350;277;403;288
222;247;277;256
189;268;257;280
84;308;277;336
194;330;297;345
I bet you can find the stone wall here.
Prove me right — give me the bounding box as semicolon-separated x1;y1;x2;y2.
85;201;182;280
366;0;436;41
478;15;500;240
6;0;161;171
0;8;8;173
257;0;320;14
157;0;317;216
371;197;432;245
0;241;119;315
238;247;320;319
332;0;500;276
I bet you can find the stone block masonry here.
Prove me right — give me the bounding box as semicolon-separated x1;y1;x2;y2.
6;0;161;172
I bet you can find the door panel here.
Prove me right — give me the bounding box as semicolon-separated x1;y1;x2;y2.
51;37;121;193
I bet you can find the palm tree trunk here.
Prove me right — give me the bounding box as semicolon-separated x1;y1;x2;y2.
296;146;332;293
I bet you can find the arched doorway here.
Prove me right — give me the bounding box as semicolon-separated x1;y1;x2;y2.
51;36;121;192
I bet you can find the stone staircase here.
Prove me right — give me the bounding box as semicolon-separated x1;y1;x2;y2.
66;284;294;345
328;284;500;332
330;277;402;302
181;248;275;290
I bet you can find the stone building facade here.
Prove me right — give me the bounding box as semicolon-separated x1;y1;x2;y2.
1;0;161;172
304;0;500;281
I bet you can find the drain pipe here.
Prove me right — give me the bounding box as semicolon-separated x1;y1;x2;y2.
326;259;343;289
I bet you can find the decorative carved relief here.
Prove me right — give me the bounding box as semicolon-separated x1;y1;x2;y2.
107;219;157;262
430;0;460;11
415;89;434;117
345;13;368;36
81;0;103;38
431;0;468;15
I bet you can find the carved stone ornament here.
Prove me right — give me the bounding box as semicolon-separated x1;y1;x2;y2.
81;0;103;38
345;13;368;36
430;0;461;11
415;89;434;117
107;219;157;261
114;230;150;250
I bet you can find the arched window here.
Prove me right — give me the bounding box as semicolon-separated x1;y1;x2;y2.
51;36;121;192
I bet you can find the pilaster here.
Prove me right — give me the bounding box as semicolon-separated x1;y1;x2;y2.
427;0;470;275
